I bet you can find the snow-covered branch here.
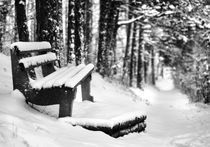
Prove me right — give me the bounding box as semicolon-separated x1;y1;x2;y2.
118;15;144;26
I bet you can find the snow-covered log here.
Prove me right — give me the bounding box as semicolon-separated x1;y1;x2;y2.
59;112;147;138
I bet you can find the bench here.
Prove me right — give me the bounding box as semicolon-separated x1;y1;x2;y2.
10;41;94;118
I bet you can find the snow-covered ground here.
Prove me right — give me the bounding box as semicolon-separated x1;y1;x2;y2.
0;53;210;147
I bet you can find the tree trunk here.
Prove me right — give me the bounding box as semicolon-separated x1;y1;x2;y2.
84;0;93;64
122;0;133;80
67;0;75;63
74;0;83;65
105;1;119;76
143;43;147;84
0;1;8;52
137;25;143;88
36;0;62;51
97;0;120;77
129;22;137;87
15;0;29;41
151;47;155;85
96;0;110;76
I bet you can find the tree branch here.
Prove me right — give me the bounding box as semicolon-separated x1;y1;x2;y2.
118;15;144;26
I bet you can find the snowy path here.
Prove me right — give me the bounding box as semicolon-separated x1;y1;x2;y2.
128;78;210;147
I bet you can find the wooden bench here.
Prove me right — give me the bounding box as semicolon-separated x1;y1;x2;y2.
10;41;94;117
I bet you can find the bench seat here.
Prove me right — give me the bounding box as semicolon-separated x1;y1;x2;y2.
31;63;94;89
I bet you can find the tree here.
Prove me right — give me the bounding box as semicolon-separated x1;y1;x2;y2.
84;0;93;64
122;0;133;81
137;25;143;88
36;0;62;51
67;0;75;63
74;0;83;65
97;0;110;76
129;22;137;86
15;0;29;41
97;0;120;77
0;1;9;52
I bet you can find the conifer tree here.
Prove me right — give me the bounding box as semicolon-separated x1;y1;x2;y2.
0;1;8;52
36;0;62;52
15;0;29;41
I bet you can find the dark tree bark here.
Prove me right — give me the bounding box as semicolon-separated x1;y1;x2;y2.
15;0;29;41
36;0;62;51
97;0;120;77
74;0;82;65
0;1;8;52
84;0;93;64
143;44;148;84
122;0;133;80
151;47;155;85
97;0;110;76
67;0;86;65
129;22;137;86
105;1;120;75
137;25;143;88
67;0;75;63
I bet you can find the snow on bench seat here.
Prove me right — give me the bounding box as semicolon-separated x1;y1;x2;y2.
19;52;57;69
11;41;51;52
31;64;94;89
65;64;94;88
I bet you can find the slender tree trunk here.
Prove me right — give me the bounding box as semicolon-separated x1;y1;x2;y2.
74;0;83;65
122;0;133;80
0;1;8;52
67;0;75;63
129;22;137;86
137;25;143;88
97;0;109;76
112;11;119;65
151;47;155;85
143;43;147;83
84;0;93;64
15;0;29;41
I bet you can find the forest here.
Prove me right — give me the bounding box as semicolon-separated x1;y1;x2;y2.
1;0;210;146
2;0;209;103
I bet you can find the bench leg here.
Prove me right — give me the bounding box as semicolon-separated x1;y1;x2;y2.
81;75;93;102
59;88;76;118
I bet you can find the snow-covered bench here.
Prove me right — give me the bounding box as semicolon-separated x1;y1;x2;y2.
10;42;94;117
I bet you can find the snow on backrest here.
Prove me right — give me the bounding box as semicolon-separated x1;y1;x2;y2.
19;52;57;68
11;42;51;52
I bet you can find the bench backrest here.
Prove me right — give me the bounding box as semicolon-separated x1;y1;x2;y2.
10;42;58;92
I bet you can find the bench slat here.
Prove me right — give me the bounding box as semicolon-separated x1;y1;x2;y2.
65;64;94;88
11;42;51;53
19;52;57;69
39;66;76;89
31;66;69;89
53;64;86;87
